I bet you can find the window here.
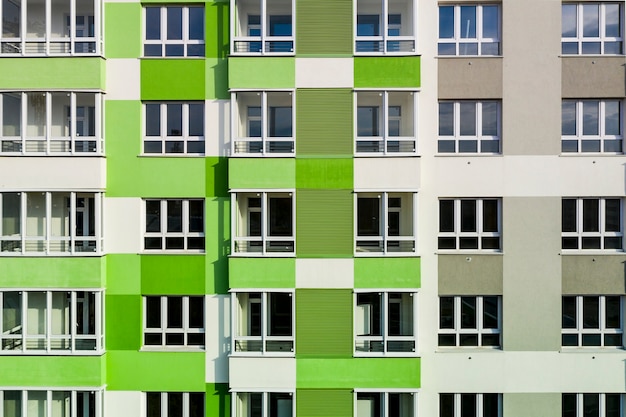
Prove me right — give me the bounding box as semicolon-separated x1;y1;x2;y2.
562;296;623;347
0;290;103;354
232;91;294;155
562;100;623;153
233;392;294;417
355;292;416;355
562;3;623;55
440;394;501;417
438;5;500;56
0;0;100;55
563;394;623;417
438;199;501;251
0;192;102;255
562;198;623;250
144;199;205;251
232;291;294;354
438;101;500;154
355;91;417;154
356;192;416;254
144;6;204;57
144;102;204;155
0;390;102;417
232;192;294;255
438;296;501;347
355;0;416;54
144;296;205;349
0;92;103;154
231;0;294;54
147;392;204;417
355;392;417;417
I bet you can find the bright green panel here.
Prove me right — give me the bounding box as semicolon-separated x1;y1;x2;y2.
206;197;230;294
106;351;205;391
105;295;141;351
206;58;229;99
0;257;104;288
229;258;296;288
296;0;352;56
106;254;141;295
206;383;230;417
141;59;206;100
104;3;141;58
0;58;104;89
229;158;295;189
296;190;353;257
206;157;229;197
0;356;104;386
296;289;352;356
296;389;352;417
297;358;420;389
354;258;420;288
296;89;353;156
295;158;353;189
105;100;141;196
206;2;229;59
141;255;205;294
354;57;421;88
228;57;295;89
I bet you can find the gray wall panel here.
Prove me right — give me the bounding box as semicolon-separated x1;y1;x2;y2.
438;58;502;99
504;393;561;417
562;57;626;98
562;255;626;294
438;254;503;295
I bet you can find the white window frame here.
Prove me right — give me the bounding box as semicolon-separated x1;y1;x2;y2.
354;0;417;55
0;388;104;417
438;296;502;348
143;102;205;156
354;390;418;417
439;393;502;417
438;198;502;251
438;4;501;56
231;391;295;417
230;0;295;55
561;198;624;251
562;295;624;348
561;100;623;153
561;3;624;55
143;199;205;253
562;393;624;417
143;296;205;350
438;101;501;154
143;6;205;58
0;92;103;155
146;392;205;417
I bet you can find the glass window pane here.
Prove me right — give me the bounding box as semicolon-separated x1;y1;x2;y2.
167;7;183;40
582;199;599;232
582;102;599;136
562;297;577;328
483;394;499;417
562;102;576;136
605;199;621;232
188;7;204;40
605;4;621;37
562;199;577;232
459;102;476;136
439;200;454;232
269;197;292;237
2;291;22;335
439;102;454;136
482;6;499;39
3;93;21;137
168;393;183;417
145;201;161;233
358;197;380;236
146;8;161;40
562;5;577;37
605;101;620;136
583;393;599;417
188;200;204;233
483;297;498;329
26;192;46;238
460;6;476;38
439;297;454;329
460;394;477;417
167;200;182;233
146;104;161;137
26;93;46;138
268;292;292;336
582;297;599;329
583;4;600;37
606;394;621;417
189;297;204;328
482;102;498;136
483;200;498;232
460;297;477;329
562;394;577;417
439;6;454;38
605;296;621;328
2;0;21;37
167;104;182;136
189;393;204;417
167;297;183;328
460;200;476;232
358;107;379;136
439;394;454;417
188;104;204;136
146;297;161;328
2;192;21;237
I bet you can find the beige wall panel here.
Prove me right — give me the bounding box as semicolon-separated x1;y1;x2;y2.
438;254;503;295
562;57;626;98
504;394;561;417
354;157;420;190
562;255;626;294
438;58;502;99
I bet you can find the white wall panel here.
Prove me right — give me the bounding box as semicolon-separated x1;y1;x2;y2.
295;58;353;88
228;357;296;390
205;294;230;383
205;100;230;157
354;158;420;190
104;391;142;417
103;197;142;253
296;259;354;288
0;157;105;190
106;59;140;101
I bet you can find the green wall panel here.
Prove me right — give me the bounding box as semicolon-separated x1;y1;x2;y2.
354;57;421;88
296;389;352;417
296;190;353;257
106;351;205;391
206;2;230;59
206;197;230;294
105;295;141;351
0;58;104;89
0;356;104;386
207;157;229;197
228;57;295;89
297;358;420;389
206;383;230;417
229;258;296;288
354;258;421;288
229;158;296;189
295;159;353;189
141;255;206;294
0;257;104;288
107;255;141;295
296;89;353;156
296;0;352;56
206;58;229;99
296;289;352;356
141;60;206;100
105;3;141;58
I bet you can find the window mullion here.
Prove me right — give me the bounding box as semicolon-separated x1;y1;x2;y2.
183;296;189;346
183;7;189;55
477;199;484;249
477;296;483;346
262;193;268;254
161;200;167;250
382;292;388;353
261;0;267;54
477;393;483;417
20;291;27;350
71;291;77;353
382;193;388;253
70;93;77;155
162;392;168;417
20;0;26;54
183;199;189;250
161;7;167;52
477;6;483;52
44;192;51;254
46;291;52;352
161;296;167;347
262;92;268;154
21;390;27;417
454;102;460;151
70;192;77;254
382;0;388;52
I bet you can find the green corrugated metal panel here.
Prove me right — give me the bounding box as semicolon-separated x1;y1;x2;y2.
229;158;296;189
353;57;421;88
206;2;229;59
354;258;420;288
296;389;352;417
141;255;206;294
0;257;105;288
296;89;353;156
296;0;352;55
228;57;295;89
296;289;352;356
104;3;141;58
295;158;353;189
0;356;104;387
229;258;296;288
206;383;230;417
0;58;104;89
141;59;206;100
105;295;141;351
296;190;353;257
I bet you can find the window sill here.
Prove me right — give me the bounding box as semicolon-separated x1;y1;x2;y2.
435;347;502;353
435;153;502;157
141;250;206;255
229;252;295;258
354;352;419;358
354;152;420;158
0;252;104;257
560;250;626;255
140;346;205;352
0;350;105;356
436;55;502;59
140;56;206;60
229;52;295;57
229;352;295;358
436;250;503;255
354;252;418;257
559;152;625;157
229;152;295;158
139;153;206;158
559;347;625;353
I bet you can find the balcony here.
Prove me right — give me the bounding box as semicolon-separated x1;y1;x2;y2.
355;0;415;55
231;0;294;55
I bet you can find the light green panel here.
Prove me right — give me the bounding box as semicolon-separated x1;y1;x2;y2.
141;255;206;294
229;158;296;189
296;389;352;417
206;197;230;294
206;58;229;99
229;258;296;288
354;258;420;288
141;59;206;100
296;0;352;56
297;358;420;389
296;89;353;157
106;351;205;391
106;255;141;295
296;190;353;257
104;3;141;58
354;57;421;88
106;295;141;351
296;289;352;357
206;383;230;417
206;2;229;59
295;158;353;189
228;57;295;89
0;257;104;288
0;356;104;386
0;58;104;89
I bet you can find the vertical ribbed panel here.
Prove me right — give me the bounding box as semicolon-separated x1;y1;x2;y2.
296;0;353;55
296;389;353;417
296;89;353;156
296;289;352;356
296;190;353;257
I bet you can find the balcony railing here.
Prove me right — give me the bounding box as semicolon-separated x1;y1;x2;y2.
233;336;294;354
356;236;415;254
355;335;416;354
233;237;295;255
233;37;294;54
355;36;415;54
233;137;294;155
355;136;416;154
